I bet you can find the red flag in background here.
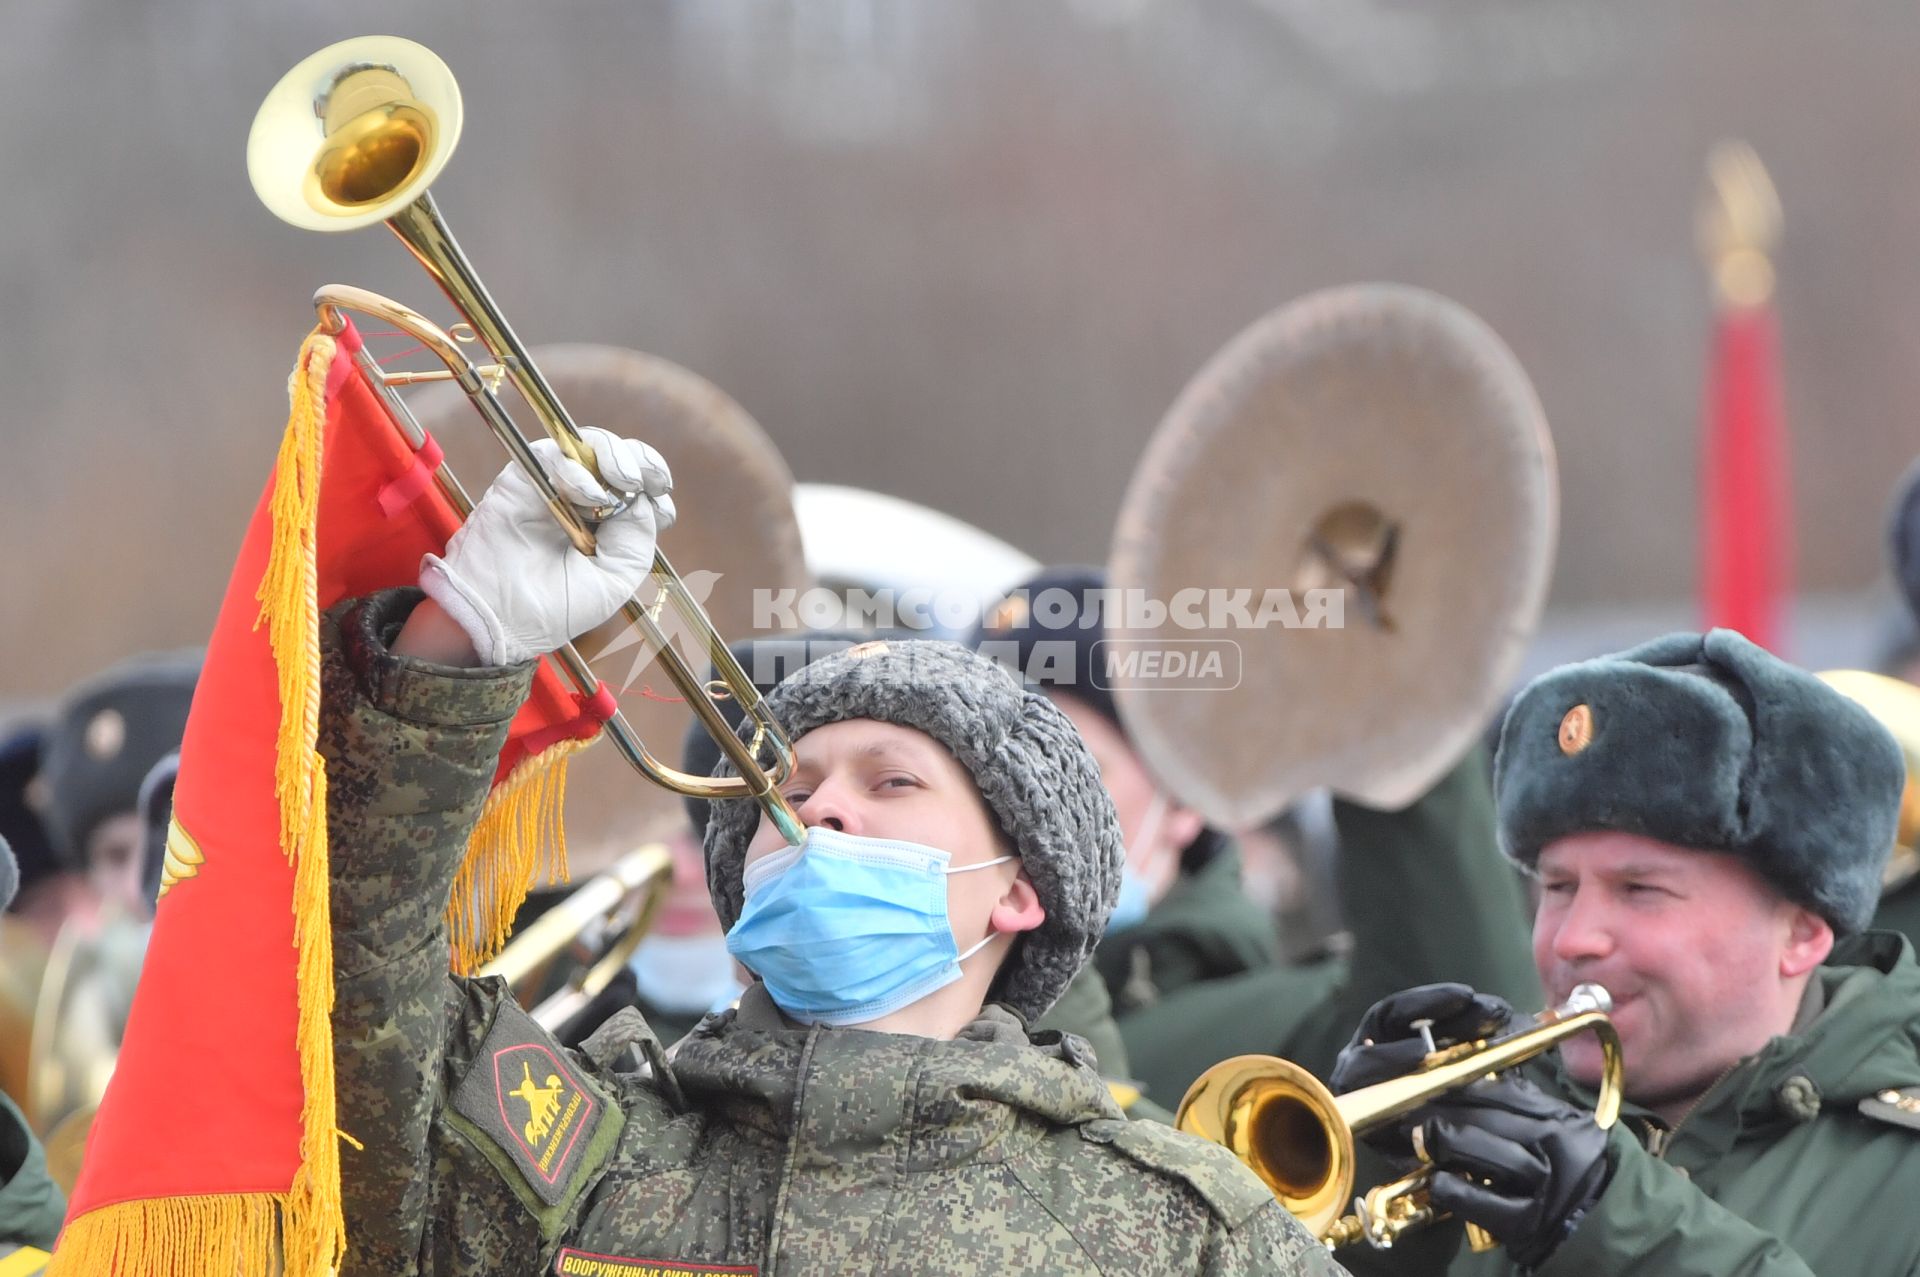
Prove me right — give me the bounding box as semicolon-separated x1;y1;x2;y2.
1699;141;1792;651
52;318;612;1276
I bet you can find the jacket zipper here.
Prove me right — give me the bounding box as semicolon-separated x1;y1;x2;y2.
1645;1060;1741;1162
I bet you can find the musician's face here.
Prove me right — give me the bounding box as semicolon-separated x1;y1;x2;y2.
1532;832;1832;1116
1049;693;1201;910
86;812;152;921
744;718;1041;953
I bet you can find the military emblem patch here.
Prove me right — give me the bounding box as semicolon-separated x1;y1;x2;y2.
1558;704;1595;755
452;1000;607;1205
553;1252;758;1277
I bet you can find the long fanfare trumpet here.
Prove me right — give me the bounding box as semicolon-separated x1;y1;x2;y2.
246;36;805;847
1175;984;1622;1251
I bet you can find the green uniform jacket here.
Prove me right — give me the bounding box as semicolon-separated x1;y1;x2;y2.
0;1092;62;1253
1093;844;1282;1016
1424;932;1920;1277
1870;878;1920;951
321;592;1341;1277
1116;748;1542;1106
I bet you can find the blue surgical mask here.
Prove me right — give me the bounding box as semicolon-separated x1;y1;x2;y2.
1109;866;1152;932
1107;791;1169;933
724;826;1014;1026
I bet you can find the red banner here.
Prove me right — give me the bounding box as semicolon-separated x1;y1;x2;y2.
55;319;608;1275
1702;302;1793;651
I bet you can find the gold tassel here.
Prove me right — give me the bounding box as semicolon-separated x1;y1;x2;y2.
446;736;595;974
52;329;347;1276
256;329;348;1277
47;1193;283;1276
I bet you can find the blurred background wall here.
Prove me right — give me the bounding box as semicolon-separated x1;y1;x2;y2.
5;0;1920;712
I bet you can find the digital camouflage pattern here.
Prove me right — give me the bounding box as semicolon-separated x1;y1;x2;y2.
321;590;1343;1277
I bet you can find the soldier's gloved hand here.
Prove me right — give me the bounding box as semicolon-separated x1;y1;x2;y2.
1417;1073;1612;1270
1330;983;1517;1160
1332;983;1518;1093
421;428;675;665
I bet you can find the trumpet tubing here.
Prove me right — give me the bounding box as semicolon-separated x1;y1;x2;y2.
1176;984;1622;1251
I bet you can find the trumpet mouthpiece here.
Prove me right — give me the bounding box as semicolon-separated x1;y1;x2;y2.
1563;983;1612;1016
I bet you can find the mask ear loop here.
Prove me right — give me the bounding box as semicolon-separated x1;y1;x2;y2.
946;853;1018;964
1129;791;1170;864
945;854;1015;876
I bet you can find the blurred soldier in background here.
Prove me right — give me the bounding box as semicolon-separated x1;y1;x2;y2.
0;655;196;1154
0;834;65;1268
0;729;81;947
35;652;197;921
975;568;1280;1001
973;566;1540;1106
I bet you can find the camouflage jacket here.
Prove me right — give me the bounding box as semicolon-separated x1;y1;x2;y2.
323;590;1341;1277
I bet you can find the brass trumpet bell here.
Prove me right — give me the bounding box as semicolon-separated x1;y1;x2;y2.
1175;1057;1355;1239
247;36;460;231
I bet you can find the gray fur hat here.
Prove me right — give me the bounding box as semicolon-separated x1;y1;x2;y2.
703;638;1123;1020
1495;629;1903;936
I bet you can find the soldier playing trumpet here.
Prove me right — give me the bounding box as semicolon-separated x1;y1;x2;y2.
323;428;1343;1275
1333;632;1920;1275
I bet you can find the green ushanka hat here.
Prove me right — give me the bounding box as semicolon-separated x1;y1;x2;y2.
1494;629;1903;935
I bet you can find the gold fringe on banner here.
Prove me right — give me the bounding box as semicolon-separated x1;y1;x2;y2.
45;1193;283;1276
49;330;348;1276
52;328;598;1273
259;331;349;1277
446;735;594;974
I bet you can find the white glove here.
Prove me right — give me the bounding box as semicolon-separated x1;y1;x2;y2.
420;427;676;666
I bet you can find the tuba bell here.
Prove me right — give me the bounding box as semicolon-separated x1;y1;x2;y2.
1176;985;1622;1251
1106;283;1558;829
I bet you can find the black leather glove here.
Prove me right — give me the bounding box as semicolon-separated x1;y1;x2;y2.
1332;983;1518;1093
1419;1073;1612;1271
1330;983;1520;1163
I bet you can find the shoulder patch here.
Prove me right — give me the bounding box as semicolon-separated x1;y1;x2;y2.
1080;1116;1273;1227
1859;1086;1920;1133
452;997;616;1206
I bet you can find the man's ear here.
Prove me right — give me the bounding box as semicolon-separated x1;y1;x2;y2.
990;869;1046;936
1162;801;1205;855
1779;905;1834;979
